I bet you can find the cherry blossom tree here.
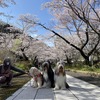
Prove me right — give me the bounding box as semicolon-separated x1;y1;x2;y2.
17;16;37;35
0;0;15;18
9;32;57;63
0;0;15;7
54;35;81;64
18;0;100;65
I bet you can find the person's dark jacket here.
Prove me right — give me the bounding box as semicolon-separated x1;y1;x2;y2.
0;65;26;77
0;58;26;77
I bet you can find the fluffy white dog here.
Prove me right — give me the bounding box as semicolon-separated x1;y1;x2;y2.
54;62;68;90
29;67;43;88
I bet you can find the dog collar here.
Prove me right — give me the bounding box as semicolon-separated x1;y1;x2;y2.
34;73;42;81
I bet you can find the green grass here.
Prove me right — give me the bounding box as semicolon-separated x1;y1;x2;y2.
14;61;31;71
65;64;100;76
0;75;30;100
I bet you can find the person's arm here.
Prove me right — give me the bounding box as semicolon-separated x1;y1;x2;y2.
11;66;26;74
11;66;27;77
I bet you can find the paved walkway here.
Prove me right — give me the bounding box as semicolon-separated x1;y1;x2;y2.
6;75;100;100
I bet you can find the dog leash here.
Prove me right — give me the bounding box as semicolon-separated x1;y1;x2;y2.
34;88;39;99
67;88;79;100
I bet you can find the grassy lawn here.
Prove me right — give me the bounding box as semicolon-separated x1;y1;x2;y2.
0;75;30;100
65;65;100;77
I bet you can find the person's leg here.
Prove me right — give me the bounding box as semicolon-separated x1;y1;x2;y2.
0;76;6;84
6;72;13;86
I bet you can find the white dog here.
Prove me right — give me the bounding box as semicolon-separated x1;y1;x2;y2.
54;62;68;90
29;67;43;88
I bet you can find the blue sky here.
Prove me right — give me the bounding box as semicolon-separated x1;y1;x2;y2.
0;0;54;46
0;0;52;24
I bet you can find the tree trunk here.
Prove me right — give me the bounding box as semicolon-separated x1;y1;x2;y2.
21;48;29;61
